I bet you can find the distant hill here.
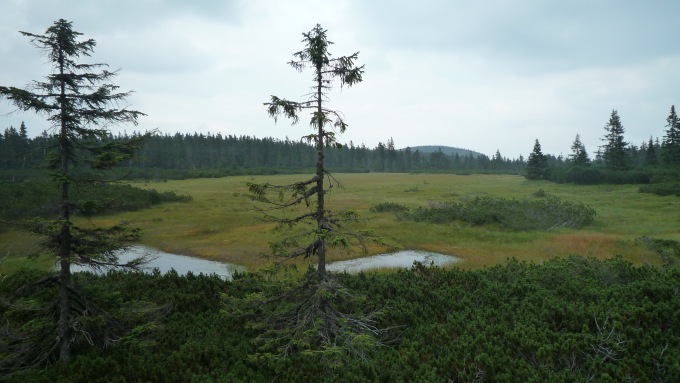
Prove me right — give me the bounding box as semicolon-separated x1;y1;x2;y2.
401;145;484;158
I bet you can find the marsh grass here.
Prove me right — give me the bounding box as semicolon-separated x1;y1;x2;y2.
2;174;678;273
0;230;54;274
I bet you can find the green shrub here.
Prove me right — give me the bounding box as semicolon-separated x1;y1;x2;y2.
5;257;679;382
566;167;604;184
400;195;596;230
639;236;680;267
547;167;680;185
370;202;409;213
638;182;680;196
602;170;651;184
0;180;192;223
532;189;547;197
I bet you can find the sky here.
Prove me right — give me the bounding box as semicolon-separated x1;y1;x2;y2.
1;0;679;159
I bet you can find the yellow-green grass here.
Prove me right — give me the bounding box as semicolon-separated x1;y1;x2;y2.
0;230;54;275
2;173;678;274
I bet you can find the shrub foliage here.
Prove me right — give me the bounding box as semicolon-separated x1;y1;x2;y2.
638;182;680;197
369;202;409;213
2;256;679;382
395;195;596;230
0;180;191;223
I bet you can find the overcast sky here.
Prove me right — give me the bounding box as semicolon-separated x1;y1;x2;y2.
1;0;679;158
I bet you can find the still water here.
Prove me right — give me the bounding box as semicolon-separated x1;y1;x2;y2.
327;250;462;273
69;246;462;278
70;246;246;280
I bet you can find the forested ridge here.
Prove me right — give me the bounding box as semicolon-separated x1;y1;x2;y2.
0;126;523;178
4;123;680;184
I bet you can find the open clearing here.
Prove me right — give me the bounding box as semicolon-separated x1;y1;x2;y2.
2;173;679;272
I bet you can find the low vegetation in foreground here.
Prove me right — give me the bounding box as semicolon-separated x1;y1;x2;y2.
2;256;679;382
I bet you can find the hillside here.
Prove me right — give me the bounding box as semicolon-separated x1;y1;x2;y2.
403;145;484;158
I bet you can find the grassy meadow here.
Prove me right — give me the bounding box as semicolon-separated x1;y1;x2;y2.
2;173;679;273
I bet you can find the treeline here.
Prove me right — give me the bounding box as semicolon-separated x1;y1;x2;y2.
0;125;526;179
3;255;679;382
525;107;680;185
6;105;680;184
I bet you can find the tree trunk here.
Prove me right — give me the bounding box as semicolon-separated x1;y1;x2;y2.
57;46;73;361
315;64;326;278
58;226;72;361
57;145;73;361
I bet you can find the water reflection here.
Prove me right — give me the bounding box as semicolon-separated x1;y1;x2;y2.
70;245;246;280
327;250;462;274
68;247;461;278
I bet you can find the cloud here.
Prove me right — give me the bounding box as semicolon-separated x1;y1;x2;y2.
352;0;679;70
2;0;680;158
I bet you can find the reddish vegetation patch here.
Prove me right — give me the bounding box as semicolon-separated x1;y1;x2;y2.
552;233;620;256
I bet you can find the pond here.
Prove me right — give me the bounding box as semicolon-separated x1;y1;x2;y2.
69;246;462;278
69;245;246;280
327;250;462;273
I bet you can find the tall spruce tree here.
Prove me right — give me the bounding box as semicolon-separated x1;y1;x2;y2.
0;19;147;366
251;24;365;278
601;109;630;170
525;139;548;180
644;136;659;166
568;134;590;167
662;105;680;165
244;24;387;369
1;126;20;168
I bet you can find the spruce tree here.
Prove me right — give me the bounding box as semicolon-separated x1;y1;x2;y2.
568;134;590;167
662;105;680;165
525;139;548;180
491;149;504;170
1;126;19;168
0;19;147;366
251;24;365;278
644;136;659;166
601;109;630;170
244;24;387;369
